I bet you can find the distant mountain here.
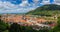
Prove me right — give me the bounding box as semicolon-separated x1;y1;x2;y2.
26;4;60;16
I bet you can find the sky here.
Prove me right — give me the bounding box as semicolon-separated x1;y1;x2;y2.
0;0;59;14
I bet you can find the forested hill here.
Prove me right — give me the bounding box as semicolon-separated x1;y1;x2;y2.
26;4;60;15
34;4;60;10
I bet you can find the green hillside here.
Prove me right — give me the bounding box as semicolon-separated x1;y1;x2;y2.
26;4;60;16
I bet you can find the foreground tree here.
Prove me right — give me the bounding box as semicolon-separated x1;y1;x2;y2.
49;17;60;32
0;16;8;32
53;17;60;32
8;23;21;32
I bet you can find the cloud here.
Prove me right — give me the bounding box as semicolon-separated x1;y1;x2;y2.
0;0;56;14
42;0;51;4
19;0;30;7
33;0;40;3
0;1;37;13
54;0;60;5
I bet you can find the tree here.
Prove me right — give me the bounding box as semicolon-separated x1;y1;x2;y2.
0;16;8;32
8;23;21;32
49;17;60;32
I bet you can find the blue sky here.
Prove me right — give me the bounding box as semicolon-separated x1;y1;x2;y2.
0;0;59;14
1;0;53;4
